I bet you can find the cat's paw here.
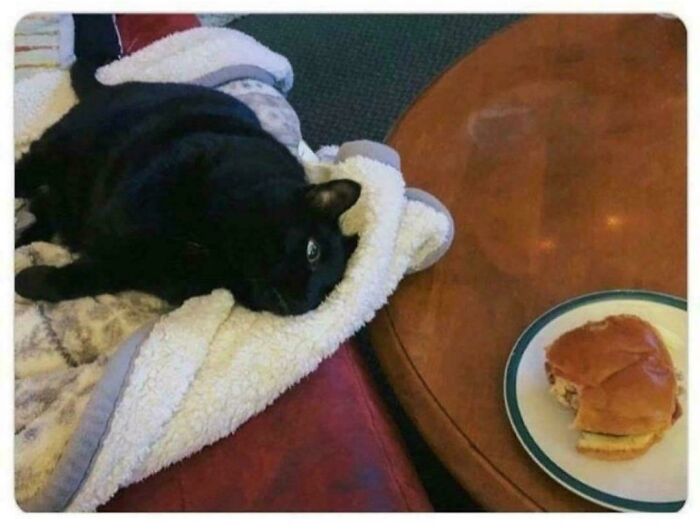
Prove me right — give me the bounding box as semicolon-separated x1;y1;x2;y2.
15;266;64;302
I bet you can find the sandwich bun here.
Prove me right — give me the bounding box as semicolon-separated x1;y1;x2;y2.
545;314;680;460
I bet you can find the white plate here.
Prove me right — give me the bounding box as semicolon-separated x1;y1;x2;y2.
504;290;687;512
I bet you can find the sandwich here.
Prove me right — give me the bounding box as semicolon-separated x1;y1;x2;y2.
545;314;682;460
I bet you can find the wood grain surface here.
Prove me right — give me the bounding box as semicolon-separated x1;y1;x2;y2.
370;14;686;511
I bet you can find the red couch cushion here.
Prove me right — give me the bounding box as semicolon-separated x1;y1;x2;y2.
116;14;200;55
100;340;431;511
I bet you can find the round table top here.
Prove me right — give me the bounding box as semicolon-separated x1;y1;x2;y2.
370;14;686;511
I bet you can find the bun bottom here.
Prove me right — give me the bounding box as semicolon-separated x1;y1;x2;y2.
577;446;653;461
576;431;661;461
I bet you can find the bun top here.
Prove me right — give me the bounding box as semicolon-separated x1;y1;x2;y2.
546;315;678;435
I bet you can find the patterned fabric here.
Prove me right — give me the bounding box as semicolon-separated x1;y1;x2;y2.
197;14;246;27
14;242;168;503
220;78;301;151
15;14;74;82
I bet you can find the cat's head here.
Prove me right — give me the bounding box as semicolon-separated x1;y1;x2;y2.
213;179;361;315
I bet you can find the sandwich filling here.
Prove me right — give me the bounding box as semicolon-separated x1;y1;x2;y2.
546;368;672;455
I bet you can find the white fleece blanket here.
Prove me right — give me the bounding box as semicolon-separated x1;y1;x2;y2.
15;27;296;160
14;27;450;511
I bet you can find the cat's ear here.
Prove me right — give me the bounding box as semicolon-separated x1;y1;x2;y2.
305;180;361;221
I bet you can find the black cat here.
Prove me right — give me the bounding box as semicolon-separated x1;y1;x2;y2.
15;60;360;315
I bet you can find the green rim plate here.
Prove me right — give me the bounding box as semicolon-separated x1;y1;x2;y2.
503;290;687;512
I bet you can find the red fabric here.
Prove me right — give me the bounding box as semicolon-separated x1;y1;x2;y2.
100;341;431;511
115;14;200;55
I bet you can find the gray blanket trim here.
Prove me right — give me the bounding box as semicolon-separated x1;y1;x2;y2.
404;188;455;273
335;141;453;273
189;64;279;92
336;140;401;170
21;320;157;512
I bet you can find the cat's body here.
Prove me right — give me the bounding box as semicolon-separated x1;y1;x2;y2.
15;63;360;315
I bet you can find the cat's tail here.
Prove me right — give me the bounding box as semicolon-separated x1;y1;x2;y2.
71;14;122;100
70;57;108;100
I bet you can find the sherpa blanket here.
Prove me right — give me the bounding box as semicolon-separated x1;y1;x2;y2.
15;27;451;511
15;26;299;161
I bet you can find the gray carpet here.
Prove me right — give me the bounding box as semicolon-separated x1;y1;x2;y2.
231;14;522;148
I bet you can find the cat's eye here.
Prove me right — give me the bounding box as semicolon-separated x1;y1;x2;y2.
306;238;321;265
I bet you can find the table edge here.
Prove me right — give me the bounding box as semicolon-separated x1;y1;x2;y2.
369;308;546;511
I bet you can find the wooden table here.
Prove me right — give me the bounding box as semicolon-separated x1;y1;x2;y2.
369;15;686;511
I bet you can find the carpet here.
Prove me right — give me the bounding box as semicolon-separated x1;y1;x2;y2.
231;14;522;148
